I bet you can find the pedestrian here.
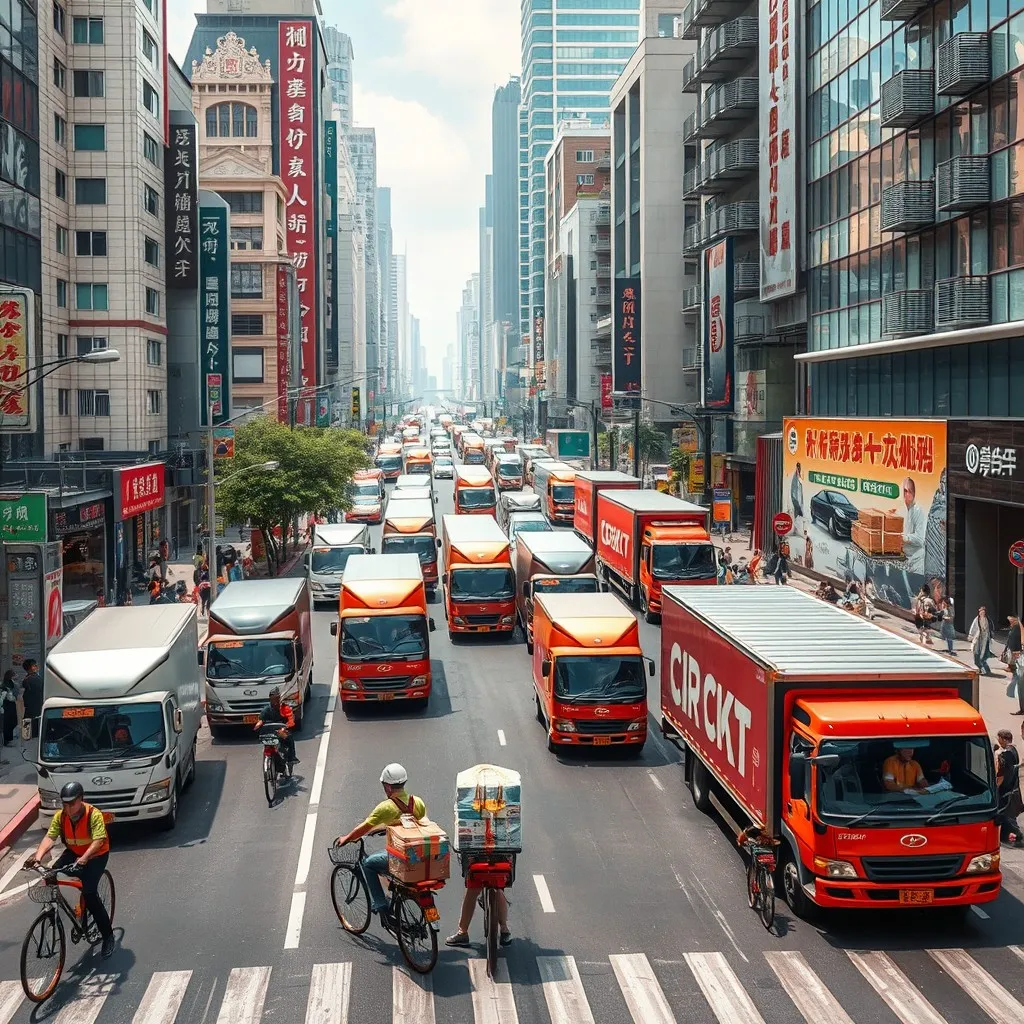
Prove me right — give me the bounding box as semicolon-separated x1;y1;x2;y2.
995;729;1024;846
197;568;211;616
773;543;789;585
969;606;993;675
913;584;936;645
21;658;42;739
1;669;18;745
804;531;813;570
1003;615;1023;713
937;595;955;654
158;538;170;580
192;544;205;571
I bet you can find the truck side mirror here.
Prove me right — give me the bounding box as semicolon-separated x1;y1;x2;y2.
172;708;184;734
330;621;338;637
522;582;530;597
443;572;449;587
646;658;656;677
428;618;436;632
197;649;204;666
788;753;808;796
541;659;551;675
436;538;441;548
304;552;310;568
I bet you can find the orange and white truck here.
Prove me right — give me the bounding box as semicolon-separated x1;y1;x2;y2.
596;490;717;621
402;446;432;478
382;493;439;596
330;553;436;711
461;433;486;465
532;592;651;753
441;514;516;639
453;465;497;516
375;442;403;483
532;460;577;524
572;471;640;546
661;586;1001;918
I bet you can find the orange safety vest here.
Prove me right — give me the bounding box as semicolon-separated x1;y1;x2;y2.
60;804;110;857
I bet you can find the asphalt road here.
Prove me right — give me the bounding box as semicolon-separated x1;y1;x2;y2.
1;469;1024;1023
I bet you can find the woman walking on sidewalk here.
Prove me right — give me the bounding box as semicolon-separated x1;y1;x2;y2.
937;596;955;654
969;606;993;675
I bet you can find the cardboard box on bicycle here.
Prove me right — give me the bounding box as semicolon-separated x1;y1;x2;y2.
386;815;451;884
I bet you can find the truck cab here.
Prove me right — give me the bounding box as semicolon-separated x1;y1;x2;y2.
532;460;577;524
461;433;486;465
442;514;516;637
305;523;373;608
403;446;432;478
454;465;497;516
346;472;385;525
493;453;524;492
375;443;403;482
382;494;439;594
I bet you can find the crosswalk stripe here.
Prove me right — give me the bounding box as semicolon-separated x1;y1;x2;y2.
928;949;1024;1023
0;982;23;1024
468;959;519;1024
1009;945;1024;965
685;951;765;1024
847;951;949;1024
215;966;272;1024
305;963;350;1024
763;951;855;1024
537;956;596;1024
609;953;676;1024
51;972;117;1024
132;970;193;1024
393;967;434;1024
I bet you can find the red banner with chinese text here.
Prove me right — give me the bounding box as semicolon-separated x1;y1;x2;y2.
276;265;290;423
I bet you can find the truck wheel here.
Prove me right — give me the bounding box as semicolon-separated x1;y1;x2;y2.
689;759;712;813
157;779;179;831
184;740;197;789
305;674;313;704
781;847;813;919
534;691;545;725
292;701;304;733
546;732;558;754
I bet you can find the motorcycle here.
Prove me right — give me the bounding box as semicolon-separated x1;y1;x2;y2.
259;724;292;806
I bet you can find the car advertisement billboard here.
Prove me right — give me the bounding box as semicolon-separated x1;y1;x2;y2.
782;417;947;610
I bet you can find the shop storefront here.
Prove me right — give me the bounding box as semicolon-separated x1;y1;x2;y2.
114;463;166;599
947;420;1024;633
49;496;108;603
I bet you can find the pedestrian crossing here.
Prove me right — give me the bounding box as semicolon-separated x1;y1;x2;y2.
2;945;1024;1023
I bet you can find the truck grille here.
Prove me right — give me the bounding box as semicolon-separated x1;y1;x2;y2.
219;697;268;714
86;787;139;809
575;718;633;735
466;614;500;626
861;854;964;883
359;675;412;691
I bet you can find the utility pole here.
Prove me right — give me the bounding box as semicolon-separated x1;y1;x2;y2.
206;399;217;602
632;401;640;480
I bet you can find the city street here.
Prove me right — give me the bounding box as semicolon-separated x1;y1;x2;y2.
0;475;1023;1023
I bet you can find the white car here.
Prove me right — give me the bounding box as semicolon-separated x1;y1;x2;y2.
431;438;451;454
432;456;454;479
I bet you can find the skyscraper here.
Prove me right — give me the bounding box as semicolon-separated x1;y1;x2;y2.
492;79;520;335
348;128;380;412
323;26;354;131
377;187;394;406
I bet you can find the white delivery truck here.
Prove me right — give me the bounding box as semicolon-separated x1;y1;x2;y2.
39;605;203;831
305;522;373;608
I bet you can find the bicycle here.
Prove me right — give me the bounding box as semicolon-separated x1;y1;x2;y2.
19;861;116;1003
327;836;443;974
460;849;518;979
738;827;779;931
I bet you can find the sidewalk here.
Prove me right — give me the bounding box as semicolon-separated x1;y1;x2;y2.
0;732;41;858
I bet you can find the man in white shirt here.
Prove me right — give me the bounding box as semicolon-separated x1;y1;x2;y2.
901;477;927;575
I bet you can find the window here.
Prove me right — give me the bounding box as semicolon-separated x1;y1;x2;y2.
55;171;67;200
144;237;160;267
230;263;262;299
78;389;110;416
72;70;104;98
53;2;65;37
76;231;107;256
146;338;161;366
75;178;106;205
142;31;157;62
205;102;258;138
143;133;159;165
145;288;160;315
79;437;105;451
72;17;103;44
230;226;264;250
57;334;68;359
142;0;155;13
76;284;108;310
56;226;68;254
144;185;158;216
53;58;66;89
232;348;264;384
576;150;595;162
73;124;105;151
231;313;264;335
576;173;595;185
220;191;263;214
58;389;70;416
146;390;161;414
53;114;66;146
142;81;159;116
76;336;107;356
56;280;67;308
147;440;160;457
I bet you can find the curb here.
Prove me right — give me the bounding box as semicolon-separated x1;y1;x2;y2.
0;793;40;855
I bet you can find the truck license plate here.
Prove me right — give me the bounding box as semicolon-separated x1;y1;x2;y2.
899;889;934;905
378;693;395;701
478;626;490;633
593;736;611;746
242;715;259;725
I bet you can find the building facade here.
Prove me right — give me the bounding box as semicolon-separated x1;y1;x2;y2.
323;26;353;131
377;186;394;413
347;126;379;425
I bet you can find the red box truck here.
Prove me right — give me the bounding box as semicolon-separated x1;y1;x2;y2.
573;471;639;545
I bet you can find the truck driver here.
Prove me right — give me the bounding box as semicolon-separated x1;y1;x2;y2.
883;746;928;793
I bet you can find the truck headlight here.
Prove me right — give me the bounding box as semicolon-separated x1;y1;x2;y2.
500;615;513;625
966;852;1000;873
453;616;465;625
411;675;427;687
627;720;645;732
40;791;60;810
553;719;577;733
143;780;171;803
206;696;224;711
310;581;324;592
341;678;360;691
813;856;858;878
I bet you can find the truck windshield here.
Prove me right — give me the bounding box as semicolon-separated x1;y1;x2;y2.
532;576;599;595
651;543;717;581
551;485;575;503
497;462;522;478
376;455;402;471
311;545;363;574
554;656;646;702
458;486;495;509
351;493;381;507
41;702;165;763
464;451;485;464
382;534;436;563
351;482;380;499
405;463;430;474
207;639;295;681
340;614;428;661
815;735;998;825
449;567;515;601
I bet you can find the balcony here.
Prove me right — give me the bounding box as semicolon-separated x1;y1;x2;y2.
881;0;931;22
735;314;764;341
594;235;610;254
682;201;759;254
882;290;934;336
936;33;991;96
682;285;701;313
734;259;760;296
936;155;990;211
684;138;760;198
676;0;752;39
935;276;990;330
596;206;610;226
683;78;758;143
596;152;611;171
880;69;934;128
880;180;936;232
681;18;758;93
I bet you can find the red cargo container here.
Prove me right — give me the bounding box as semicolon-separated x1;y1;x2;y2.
572;471;639;545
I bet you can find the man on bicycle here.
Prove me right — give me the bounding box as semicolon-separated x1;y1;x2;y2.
335;763;425;927
445;881;512;948
26;781;115;958
253;687;298;764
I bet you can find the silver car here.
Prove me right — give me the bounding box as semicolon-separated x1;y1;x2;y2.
432;455;454;479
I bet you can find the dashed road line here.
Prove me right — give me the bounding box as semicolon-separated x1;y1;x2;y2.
533;873;556;913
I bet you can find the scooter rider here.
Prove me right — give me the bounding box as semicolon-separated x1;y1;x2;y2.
253;687;299;764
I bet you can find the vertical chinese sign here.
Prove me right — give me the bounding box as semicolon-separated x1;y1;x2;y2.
759;0;797;299
600;372;612;410
612;279;641;405
199;205;230;426
351;387;361;425
279;21;317;423
703;238;734;411
324;121;339;373
165;124;198;290
0;289;34;433
532;306;545;396
276;265;290;423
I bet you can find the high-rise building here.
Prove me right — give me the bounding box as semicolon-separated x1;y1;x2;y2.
323;26;353;131
479;177;495;401
459;276;481;403
492;78;520;339
377;187;394;406
393;253;409;399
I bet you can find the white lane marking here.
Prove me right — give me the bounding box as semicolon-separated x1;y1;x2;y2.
295;812;319;888
763;951;855;1024
0;847;34;896
497;729;507;746
647;770;664;791
215;966;272;1024
284;891;306;950
132;970;193;1024
609;953;676;1024
1009;945;1024;964
0;881;29;906
685;951;765;1024
52;973;117;1024
533;873;555;912
393;967;435;1024
0;981;23;1024
928;948;1024;1022
537;955;596;1024
847;951;948;1024
305;963;351;1024
468;959;519;1024
970;904;990;919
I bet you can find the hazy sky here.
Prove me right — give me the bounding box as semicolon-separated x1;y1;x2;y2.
167;1;521;379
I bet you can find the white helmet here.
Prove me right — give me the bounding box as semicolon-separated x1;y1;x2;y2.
380;763;408;786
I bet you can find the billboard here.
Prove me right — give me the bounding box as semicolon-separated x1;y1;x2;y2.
199;205;229;426
0;290;33;433
703;240;733;411
736;369;766;421
759;0;798;299
324;120;339;372
782;418;947;610
276;266;290;423
165;124;198;290
532;306;545;387
613;278;641;400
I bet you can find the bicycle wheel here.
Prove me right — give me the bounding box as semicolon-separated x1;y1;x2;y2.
330;865;371;934
484;888;499;979
20;910;66;1004
263;756;277;807
746;856;759;911
84;871;116;944
396;896;437;975
757;865;776;931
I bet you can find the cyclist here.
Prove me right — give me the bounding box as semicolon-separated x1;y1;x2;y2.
335;763;425;927
253;687;299;765
445;880;512;949
26;781;115;958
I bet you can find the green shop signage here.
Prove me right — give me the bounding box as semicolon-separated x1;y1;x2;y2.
807;470;857;492
0;492;47;540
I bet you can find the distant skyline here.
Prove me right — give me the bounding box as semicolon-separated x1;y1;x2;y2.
168;0;520;380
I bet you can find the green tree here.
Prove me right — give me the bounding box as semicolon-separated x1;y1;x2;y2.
214;419;369;574
620;422;666;480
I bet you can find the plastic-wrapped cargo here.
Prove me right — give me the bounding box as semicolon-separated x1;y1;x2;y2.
454;764;522;852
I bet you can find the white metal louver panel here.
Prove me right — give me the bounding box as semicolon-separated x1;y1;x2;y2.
882;290;934;336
